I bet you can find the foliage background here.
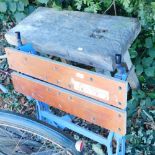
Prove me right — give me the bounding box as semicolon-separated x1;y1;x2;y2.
0;0;155;154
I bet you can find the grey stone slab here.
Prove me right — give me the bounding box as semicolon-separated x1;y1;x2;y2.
5;7;141;71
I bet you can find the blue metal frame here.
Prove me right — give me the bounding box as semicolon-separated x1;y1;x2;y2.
37;107;125;155
114;54;127;81
36;101;74;129
16;32;126;155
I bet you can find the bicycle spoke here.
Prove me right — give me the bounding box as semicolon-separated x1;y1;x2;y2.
12;131;26;154
31;149;67;155
0;126;71;155
0;111;76;155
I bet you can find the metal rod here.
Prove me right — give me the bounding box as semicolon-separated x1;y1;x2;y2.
0;84;8;93
41;111;109;146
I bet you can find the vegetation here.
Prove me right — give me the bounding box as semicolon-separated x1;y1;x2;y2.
0;0;155;154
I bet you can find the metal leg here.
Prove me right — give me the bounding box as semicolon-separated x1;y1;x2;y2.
36;101;74;129
40;110;112;145
107;132;114;155
36;101;50;120
35;101;126;155
115;133;126;155
121;136;126;155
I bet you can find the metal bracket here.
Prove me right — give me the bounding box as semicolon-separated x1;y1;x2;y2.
36;101;74;130
114;54;128;81
35;102;125;155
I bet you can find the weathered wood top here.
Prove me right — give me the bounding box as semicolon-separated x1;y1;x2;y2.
5;7;141;71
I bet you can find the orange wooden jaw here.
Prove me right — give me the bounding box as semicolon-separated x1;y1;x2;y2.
6;47;128;109
12;72;126;135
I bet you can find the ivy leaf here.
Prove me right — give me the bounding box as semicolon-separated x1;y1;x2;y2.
17;1;25;11
126;134;132;141
84;3;100;13
75;0;83;10
138;90;146;99
130;49;138;58
136;64;143;75
142;57;153;67
151;2;155;10
145;97;152;106
37;0;49;4
14;12;26;22
145;37;153;48
92;144;105;155
22;0;29;7
27;5;35;14
146;78;155;89
144;67;155;77
127;99;138;117
52;2;62;10
0;2;7;13
148;47;155;58
8;2;16;13
139;75;145;83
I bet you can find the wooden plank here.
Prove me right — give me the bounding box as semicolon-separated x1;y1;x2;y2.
5;7;141;71
127;66;140;89
12;72;126;135
123;50;140;89
6;47;128;109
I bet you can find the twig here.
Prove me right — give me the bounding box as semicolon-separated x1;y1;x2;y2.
0;84;8;93
0;54;7;59
113;0;117;15
0;69;11;76
144;122;155;130
143;110;154;123
103;0;116;15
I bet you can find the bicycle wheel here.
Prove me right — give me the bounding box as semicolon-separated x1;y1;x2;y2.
0;110;81;155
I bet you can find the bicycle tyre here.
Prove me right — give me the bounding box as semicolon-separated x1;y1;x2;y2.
0;110;81;155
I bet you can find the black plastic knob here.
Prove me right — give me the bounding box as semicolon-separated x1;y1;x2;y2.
15;31;22;46
15;31;21;40
115;54;122;65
